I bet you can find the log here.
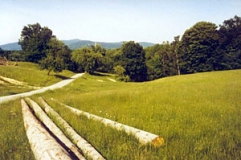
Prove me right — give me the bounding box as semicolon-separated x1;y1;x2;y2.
51;98;164;147
38;97;105;160
21;99;72;160
25;98;86;160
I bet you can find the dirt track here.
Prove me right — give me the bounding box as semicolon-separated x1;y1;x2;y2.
0;73;84;104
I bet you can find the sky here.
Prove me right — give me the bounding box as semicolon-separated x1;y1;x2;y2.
0;0;241;45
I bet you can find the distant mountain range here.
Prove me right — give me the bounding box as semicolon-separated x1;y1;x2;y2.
0;42;22;51
0;39;155;51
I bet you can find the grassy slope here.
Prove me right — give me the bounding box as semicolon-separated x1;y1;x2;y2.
0;68;240;159
42;69;241;159
0;62;74;96
0;62;75;160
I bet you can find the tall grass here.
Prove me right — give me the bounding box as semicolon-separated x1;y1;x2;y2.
0;100;34;160
40;70;241;159
38;100;152;159
0;83;32;96
0;69;240;159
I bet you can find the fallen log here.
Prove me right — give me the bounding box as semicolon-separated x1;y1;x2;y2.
21;99;72;160
38;97;105;160
51;98;164;147
25;97;86;160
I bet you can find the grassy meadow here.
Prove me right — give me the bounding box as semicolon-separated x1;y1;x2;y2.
0;62;74;96
0;62;240;159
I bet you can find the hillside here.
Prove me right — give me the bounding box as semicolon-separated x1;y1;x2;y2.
65;39;155;49
1;67;240;159
43;69;241;159
0;39;155;50
0;62;75;96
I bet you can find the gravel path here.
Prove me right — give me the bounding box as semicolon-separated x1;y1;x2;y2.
0;73;84;104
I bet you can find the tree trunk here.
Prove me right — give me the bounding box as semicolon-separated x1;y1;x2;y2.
174;35;181;75
38;97;105;160
25;97;86;160
175;52;181;76
21;99;72;160
51;98;165;147
47;69;51;76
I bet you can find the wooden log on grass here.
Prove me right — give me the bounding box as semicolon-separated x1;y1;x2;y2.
38;97;105;160
51;98;165;147
25;97;86;160
21;99;72;160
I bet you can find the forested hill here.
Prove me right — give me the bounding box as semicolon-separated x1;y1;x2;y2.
0;39;155;50
63;39;155;49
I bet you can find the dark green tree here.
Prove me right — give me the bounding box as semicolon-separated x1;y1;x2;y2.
218;15;241;69
171;36;181;75
97;49;115;73
9;51;24;61
19;23;54;62
0;47;4;56
145;42;176;80
39;38;71;75
121;41;147;82
178;21;219;74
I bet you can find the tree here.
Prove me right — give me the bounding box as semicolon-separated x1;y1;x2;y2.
145;42;176;80
9;51;24;61
71;46;102;74
90;44;106;55
114;65;130;82
0;47;4;56
90;44;110;73
121;41;147;82
112;48;123;68
19;23;54;62
114;65;125;77
172;36;181;75
178;21;219;74
218;15;241;69
39;38;71;75
98;49;115;73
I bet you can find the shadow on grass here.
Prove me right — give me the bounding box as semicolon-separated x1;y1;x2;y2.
54;75;72;80
8;92;18;95
92;72;109;77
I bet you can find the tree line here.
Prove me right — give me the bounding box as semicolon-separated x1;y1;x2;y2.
146;15;241;80
1;15;240;82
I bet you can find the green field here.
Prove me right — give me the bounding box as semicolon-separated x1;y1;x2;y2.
0;63;240;159
0;62;74;96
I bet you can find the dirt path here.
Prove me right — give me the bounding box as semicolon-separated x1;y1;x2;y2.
0;73;84;104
